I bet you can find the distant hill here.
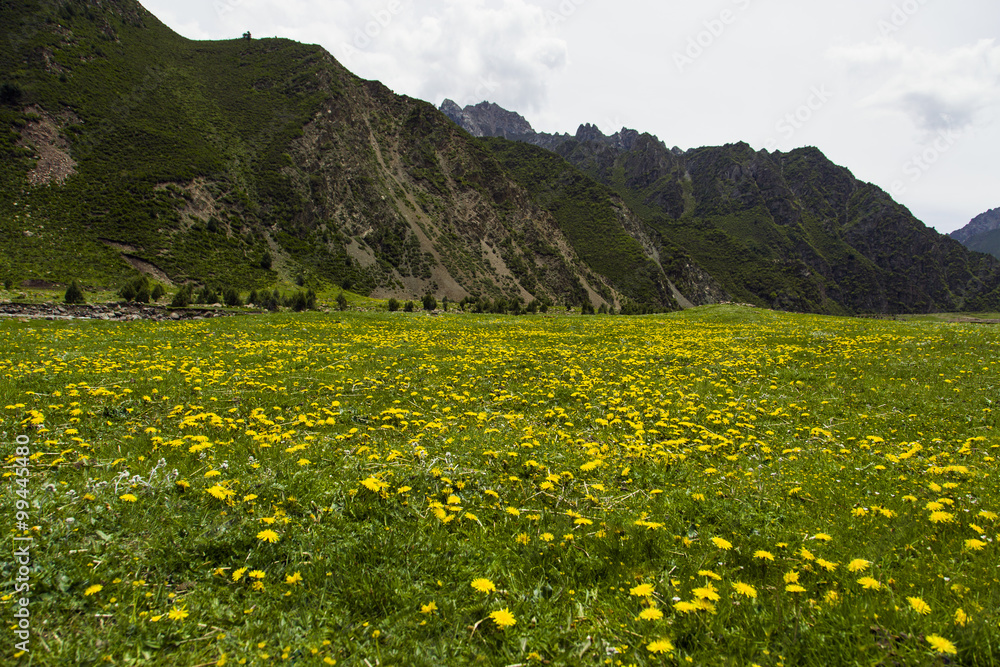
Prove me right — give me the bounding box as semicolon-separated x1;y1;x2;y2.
951;208;1000;259
444;100;1000;313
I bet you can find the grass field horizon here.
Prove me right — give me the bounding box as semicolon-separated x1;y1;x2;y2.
2;306;998;665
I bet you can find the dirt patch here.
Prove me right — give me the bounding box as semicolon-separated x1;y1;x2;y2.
154;179;222;226
18;106;77;186
20;279;62;289
122;255;173;286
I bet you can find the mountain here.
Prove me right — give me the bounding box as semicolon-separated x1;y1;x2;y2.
951;208;1000;259
0;0;718;311
3;1;998;315
443;100;1000;314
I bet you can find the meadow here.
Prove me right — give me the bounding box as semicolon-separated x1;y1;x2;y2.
1;306;998;666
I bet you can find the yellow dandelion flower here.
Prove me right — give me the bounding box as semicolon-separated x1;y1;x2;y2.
799;547;815;561
785;584;806;593
673;601;700;614
84;584;103;596
732;582;757;598
646;639;674;654
698;569;722;581
783;571;800;584
964;539;987;551
954;608;969;626
167;605;189;621
925;635;957;655
206;485;234;501
232;567;248;582
629;583;655;597
248;570;265;579
978;510;998;521
639;607;663;621
812;532;832;541
361;477;386;493
119;493;137;502
489;608;516;628
420;602;437;614
540;532;554;542
256;529;279;543
929;511;955;524
753;550;775;561
692;585;720;602
907;597;931;615
816;558;838;572
847;559;870;573
857;577;882;590
285;571;303;585
711;537;733;550
471;578;496;594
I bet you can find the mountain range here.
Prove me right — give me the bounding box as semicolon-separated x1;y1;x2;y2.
2;0;999;314
950;208;1000;260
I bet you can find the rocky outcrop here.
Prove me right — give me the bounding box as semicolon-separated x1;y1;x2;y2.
0;302;252;321
951;208;1000;245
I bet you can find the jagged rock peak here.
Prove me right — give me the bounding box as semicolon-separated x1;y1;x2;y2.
951;207;1000;244
439;99;534;138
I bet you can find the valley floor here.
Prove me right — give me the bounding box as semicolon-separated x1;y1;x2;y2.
1;306;997;665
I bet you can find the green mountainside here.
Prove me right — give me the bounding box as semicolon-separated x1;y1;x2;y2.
444;103;1000;314
4;0;999;314
2;0;702;310
963;229;1000;260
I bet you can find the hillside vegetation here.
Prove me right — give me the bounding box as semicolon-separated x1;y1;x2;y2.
3;0;699;310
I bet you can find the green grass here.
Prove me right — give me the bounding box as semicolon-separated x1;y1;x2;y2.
1;306;998;665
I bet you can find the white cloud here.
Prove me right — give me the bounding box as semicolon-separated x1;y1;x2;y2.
325;0;569;113
828;39;1000;134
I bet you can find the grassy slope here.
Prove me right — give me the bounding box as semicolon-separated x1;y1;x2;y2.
2;307;998;665
0;0;332;290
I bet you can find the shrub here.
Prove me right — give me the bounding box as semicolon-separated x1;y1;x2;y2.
387;298;400;312
247;288;260;306
422;294;437;311
171;285;193;308
260;252;273;270
64;281;86;305
196;286;219;305
224;287;243;307
119;276;151;303
404;300;415;312
151;284;166;302
336;292;349;311
0;82;23;107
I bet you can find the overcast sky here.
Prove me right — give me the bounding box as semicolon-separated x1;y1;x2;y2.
142;0;1000;234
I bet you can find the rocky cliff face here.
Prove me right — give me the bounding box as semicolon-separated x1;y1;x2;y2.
951;208;1000;245
442;100;1000;314
440;99;534;139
